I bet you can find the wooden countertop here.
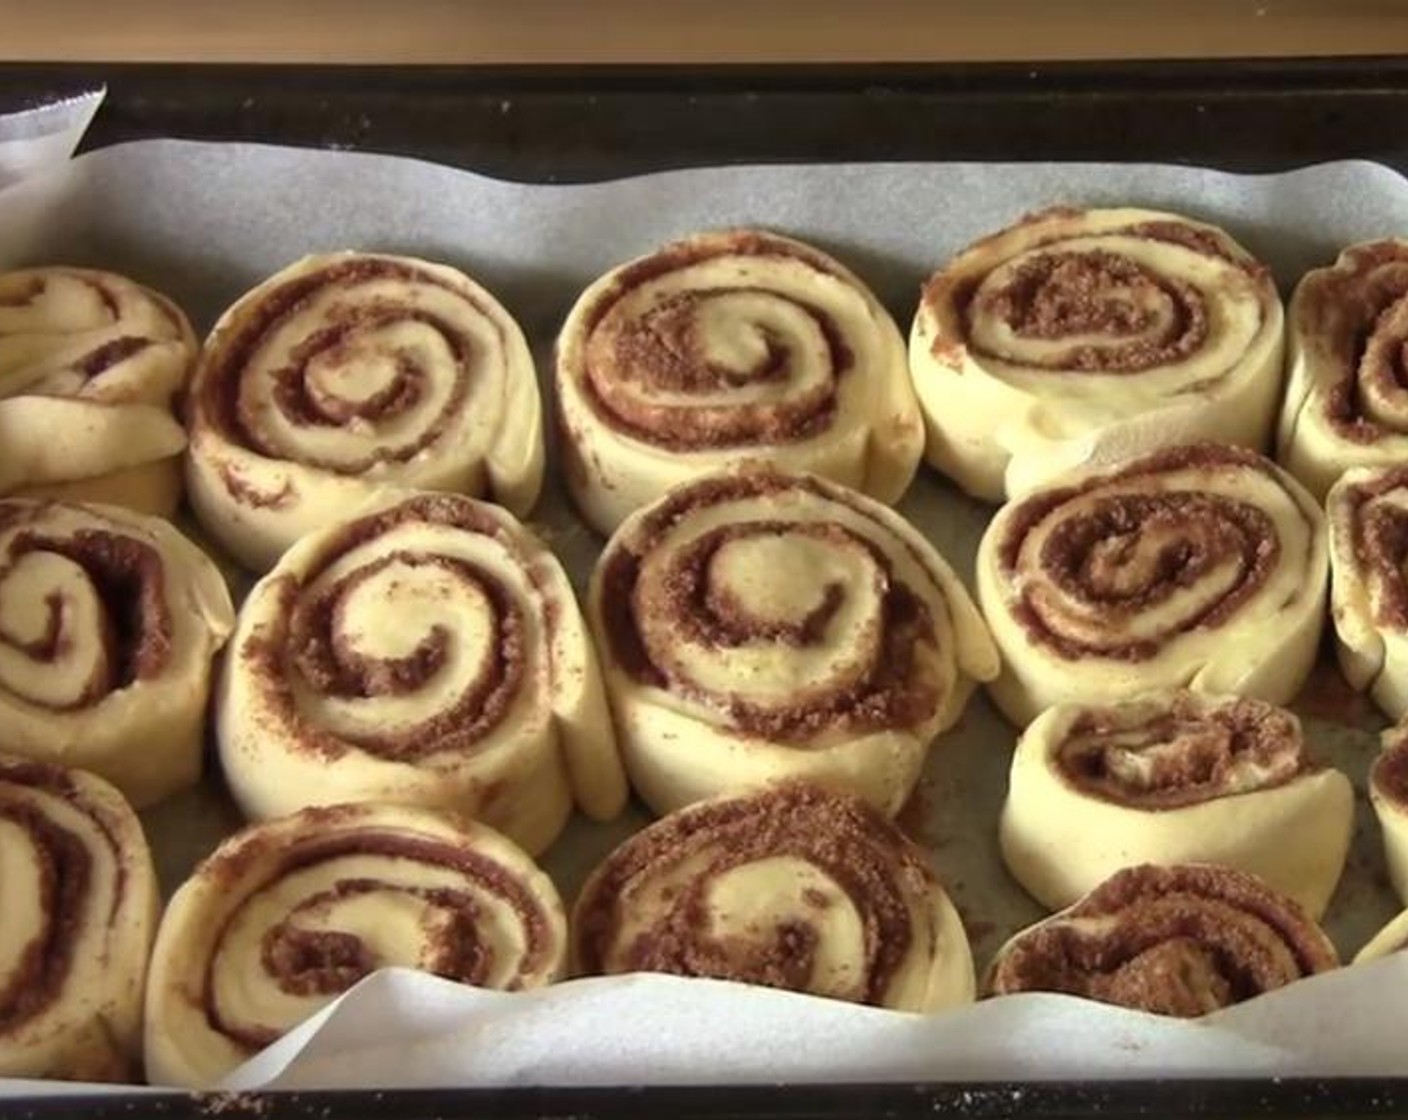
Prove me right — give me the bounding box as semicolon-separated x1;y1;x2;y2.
5;0;1407;64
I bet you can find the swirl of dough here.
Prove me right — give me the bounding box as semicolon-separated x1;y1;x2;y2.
0;499;234;807
0;267;196;516
0;755;158;1082
187;252;544;570
589;466;997;817
910;207;1284;501
1326;464;1408;721
985;863;1339;1016
556;229;923;534
218;488;625;855
976;442;1327;726
143;802;565;1087
1278;240;1408;499
1000;691;1353;916
1369;722;1408;905
572;783;973;1011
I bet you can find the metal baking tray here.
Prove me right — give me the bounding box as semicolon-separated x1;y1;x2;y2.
3;57;1408;1119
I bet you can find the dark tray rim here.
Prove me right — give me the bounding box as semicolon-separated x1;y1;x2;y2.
3;55;1408;1118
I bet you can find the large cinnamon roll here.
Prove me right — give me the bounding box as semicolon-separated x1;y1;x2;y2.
1326;464;1408;720
985;863;1339;1016
555;229;923;535
0;499;235;807
588;466;998;817
144;802;566;1088
186;252;544;570
976;443;1327;726
1000;691;1352;917
1278;240;1408;499
909;207;1284;502
0;755;158;1082
1369;723;1408;904
0;267;196;516
217;488;625;855
572;783;974;1012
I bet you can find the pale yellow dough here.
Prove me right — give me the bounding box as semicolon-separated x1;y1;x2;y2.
0;755;159;1082
0;267;194;515
218;487;625;855
0;499;234;807
145;802;566;1088
1354;907;1408;965
909;207;1284;502
186;252;544;570
556;229;923;535
999;691;1353;917
587;467;998;817
976;444;1327;726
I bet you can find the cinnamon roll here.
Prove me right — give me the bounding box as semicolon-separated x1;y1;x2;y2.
1278;240;1408;499
0;755;158;1082
144;802;566;1088
1369;722;1408;904
588;466;998;817
186;252;544;570
217;488;625;856
1000;691;1352;917
909;207;1284;502
555;229;923;535
1354;908;1408;965
985;863;1339;1016
572;783;974;1011
0;267;196;517
1326;464;1408;721
0;499;235;807
976;443;1327;726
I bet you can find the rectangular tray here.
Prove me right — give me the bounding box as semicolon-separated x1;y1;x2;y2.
3;56;1408;1120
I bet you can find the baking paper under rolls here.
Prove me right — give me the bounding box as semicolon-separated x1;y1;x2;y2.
0;755;158;1082
186;252;544;570
556;229;924;535
976;443;1327;726
144;802;566;1088
1278;239;1408;500
1327;464;1408;721
910;207;1284;502
986;863;1338;1017
1000;691;1352;917
0;499;235;807
218;488;626;856
588;466;998;818
0;267;196;516
572;782;974;1012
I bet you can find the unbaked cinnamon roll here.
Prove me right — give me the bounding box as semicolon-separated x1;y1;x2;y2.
910;207;1284;502
1369;722;1408;904
186;252;544;570
1354;907;1408;965
218;488;625;855
588;466;998;817
0;499;234;807
572;783;974;1011
0;267;196;516
1326;464;1408;721
0;755;159;1082
144;802;566;1088
1278;240;1408;499
556;229;923;535
976;443;1327;726
1000;691;1352;917
986;863;1339;1016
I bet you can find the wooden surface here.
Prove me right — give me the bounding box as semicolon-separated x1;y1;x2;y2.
3;0;1406;63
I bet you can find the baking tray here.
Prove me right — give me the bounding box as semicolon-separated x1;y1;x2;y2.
3;57;1408;1120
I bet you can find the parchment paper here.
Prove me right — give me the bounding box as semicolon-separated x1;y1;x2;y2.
2;126;1408;1094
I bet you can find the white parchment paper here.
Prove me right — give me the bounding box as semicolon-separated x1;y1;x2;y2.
1;128;1408;1094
